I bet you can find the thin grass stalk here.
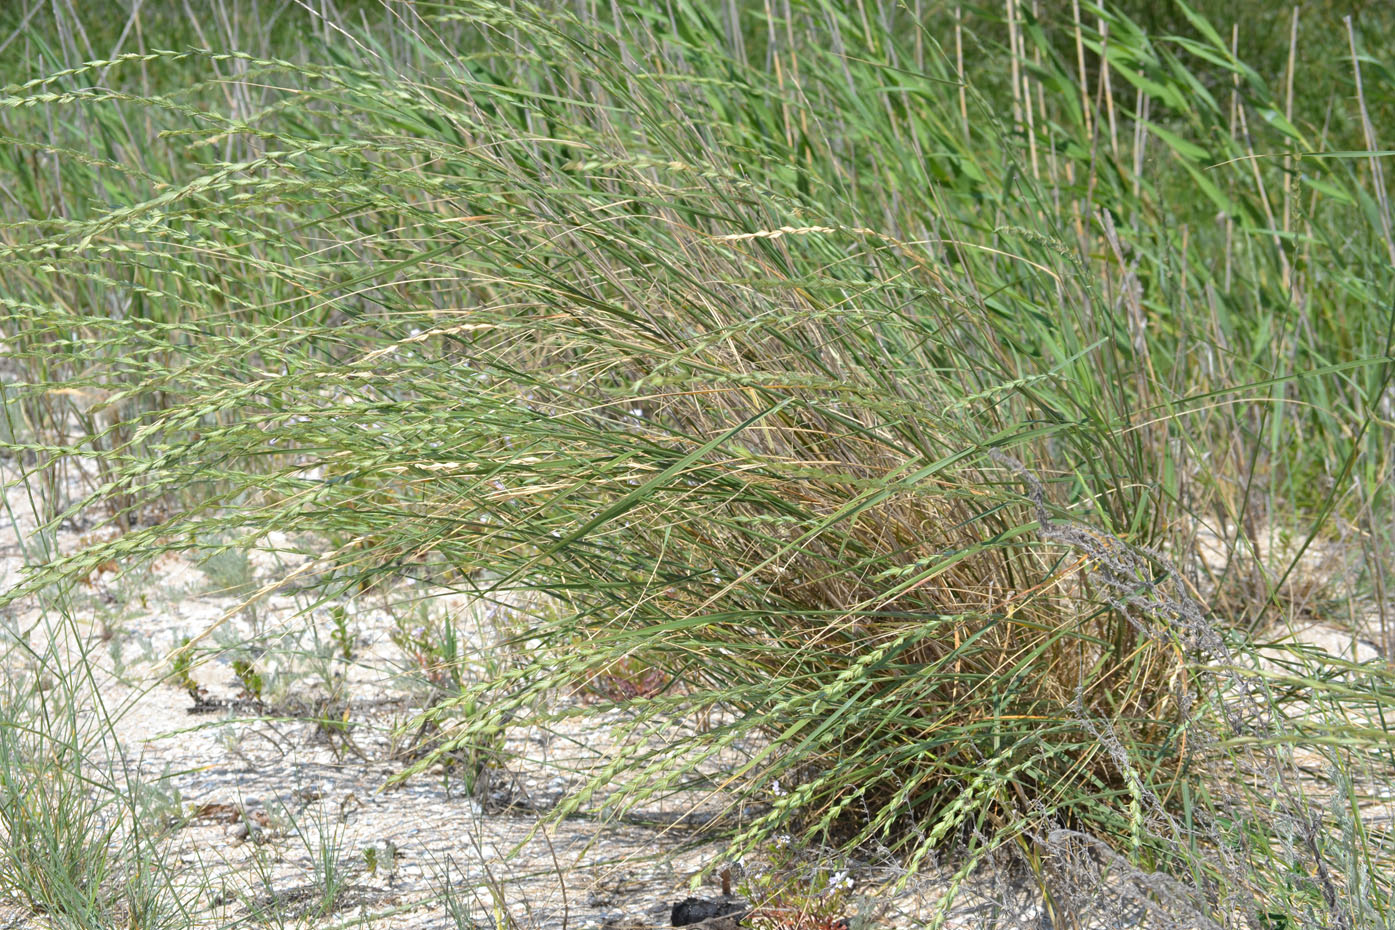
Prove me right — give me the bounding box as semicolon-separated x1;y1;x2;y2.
1345;15;1395;268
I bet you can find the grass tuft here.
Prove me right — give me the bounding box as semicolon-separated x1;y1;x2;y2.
2;0;1395;926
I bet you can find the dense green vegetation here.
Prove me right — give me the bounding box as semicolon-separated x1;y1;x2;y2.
3;0;1395;926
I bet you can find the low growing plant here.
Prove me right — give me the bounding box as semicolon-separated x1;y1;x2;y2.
738;841;855;930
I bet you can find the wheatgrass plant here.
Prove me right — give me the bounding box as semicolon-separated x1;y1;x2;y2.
3;0;1395;927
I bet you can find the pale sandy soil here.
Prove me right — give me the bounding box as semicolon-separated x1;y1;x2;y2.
0;458;1024;930
2;455;1390;929
0;456;735;929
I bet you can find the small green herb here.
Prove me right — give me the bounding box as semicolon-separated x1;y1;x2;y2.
231;658;264;700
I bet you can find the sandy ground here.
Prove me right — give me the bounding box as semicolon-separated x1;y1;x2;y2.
0;456;748;929
2;455;1390;929
1;458;1015;930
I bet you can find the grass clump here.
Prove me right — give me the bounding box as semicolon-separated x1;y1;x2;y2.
2;0;1395;926
0;618;187;930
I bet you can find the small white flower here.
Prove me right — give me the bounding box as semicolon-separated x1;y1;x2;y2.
771;779;787;796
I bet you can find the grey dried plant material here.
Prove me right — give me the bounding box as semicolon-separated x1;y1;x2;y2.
1046;829;1221;930
989;451;1218;654
996;453;1360;930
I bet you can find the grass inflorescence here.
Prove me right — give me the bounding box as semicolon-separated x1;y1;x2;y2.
3;0;1395;927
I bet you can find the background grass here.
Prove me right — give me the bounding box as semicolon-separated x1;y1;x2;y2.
3;0;1395;927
